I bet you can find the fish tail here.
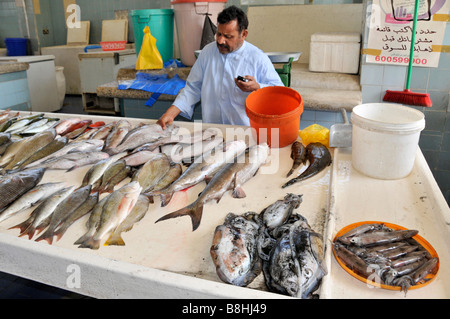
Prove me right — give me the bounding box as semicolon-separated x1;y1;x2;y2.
155;202;203;231
104;234;125;246
35;229;54;245
78;237;100;250
160;192;174;207
9;217;33;234
74;229;94;245
282;177;299;188
286;168;294;177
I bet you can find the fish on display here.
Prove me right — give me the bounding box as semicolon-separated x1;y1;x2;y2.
145;140;247;207
4;128;56;170
155;143;269;231
107;124;179;155
0;132;12;156
161;135;224;164
74;194;109;246
54;118;83;135
95;160;131;194
104;194;150;246
63;120;93;139
53;192;99;241
121;150;160;167
0;182;65;224
18;136;68;169
89;122;116;140
25;139;105;168
282;142;332;188
32;151;110;171
263;215;327;299
260;193;303;231
103;120;132;152
0;168;46;212
77;181;142;250
0;138;27;168
131;153;171;193
81;152;127;188
146;163;182;203
35;185;92;244
210;212;262;287
286;141;307;177
11;186;76;239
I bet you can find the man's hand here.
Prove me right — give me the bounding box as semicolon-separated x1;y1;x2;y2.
235;75;260;92
157;105;181;130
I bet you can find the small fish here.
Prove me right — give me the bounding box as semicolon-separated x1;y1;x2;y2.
286;141;307;177
122;150;160;167
11;118;48;134
349;229;419;247
53;192;99;241
33;151;110;171
147;163;182;203
80;152;126;188
18;136;68;169
282;143;332;188
0;182;65;224
155;144;269;231
161;136;224;164
103;120;132;152
131;153;171;193
104;195;150;246
95;160;131;194
35;185;92;244
0;168;46;212
145;140;247;207
74;194;109;245
89;122;116;140
12;186;75;239
54;118;83;135
78;181;142;250
107;124;179;155
210;212;262;287
63;121;91;139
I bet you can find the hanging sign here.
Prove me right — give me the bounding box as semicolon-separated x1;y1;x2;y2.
366;0;449;67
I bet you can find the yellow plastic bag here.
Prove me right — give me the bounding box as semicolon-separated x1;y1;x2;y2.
298;124;330;147
136;26;163;70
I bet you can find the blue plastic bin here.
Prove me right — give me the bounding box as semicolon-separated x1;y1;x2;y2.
5;38;28;56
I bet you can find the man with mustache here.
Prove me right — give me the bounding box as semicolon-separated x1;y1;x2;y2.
157;5;283;129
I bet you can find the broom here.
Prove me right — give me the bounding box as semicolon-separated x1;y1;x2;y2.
383;0;432;107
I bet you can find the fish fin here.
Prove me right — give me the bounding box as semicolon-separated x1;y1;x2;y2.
159;192;174;207
104;234;125;246
155;203;203;231
9;217;33;234
232;186;246;198
78;238;101;250
286;168;294;177
35;230;54;245
282;177;299;188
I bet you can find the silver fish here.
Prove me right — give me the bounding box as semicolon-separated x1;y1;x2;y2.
122;150;160;167
18;136;68;169
155;143;269;231
161;135;224;164
81;152;126;188
89;122;115;140
78;181;142;250
35;185;92;244
108;124;179;155
145;140;247;207
12;186;76;239
210;212;262;287
0;182;65;224
0;168;46;212
95;160;131;194
103;120;132;152
104;194;150;246
264;215;327;298
33;151;110;171
74;194;109;245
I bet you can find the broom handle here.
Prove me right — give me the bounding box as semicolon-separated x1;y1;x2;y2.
406;0;420;90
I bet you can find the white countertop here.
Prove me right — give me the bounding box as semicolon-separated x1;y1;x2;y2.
0;112;448;299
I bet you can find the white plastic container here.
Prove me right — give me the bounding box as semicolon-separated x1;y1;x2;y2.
171;0;226;66
351;103;425;180
309;32;361;74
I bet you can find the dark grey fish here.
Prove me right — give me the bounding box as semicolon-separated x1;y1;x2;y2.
286;141;307;177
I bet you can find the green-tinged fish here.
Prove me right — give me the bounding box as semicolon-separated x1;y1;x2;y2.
18;136;68;169
74;194;109;245
35;185;92;244
156;143;269;231
4;118;33;133
0;182;65;224
11;186;75;239
12;118;48;134
0;138;26;168
33;151;110;171
25;139;105;168
53;192;99;241
4;129;56;170
95;160;131;194
131;153;171;193
103;120;132;152
81;152;127;188
147;163;183;203
78;181;142;249
0;168;46;212
0;133;12;156
107;124;179;155
145;140;247;207
104;194;150;246
20;119;59;135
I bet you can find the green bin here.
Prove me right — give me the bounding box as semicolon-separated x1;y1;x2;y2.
130;9;174;62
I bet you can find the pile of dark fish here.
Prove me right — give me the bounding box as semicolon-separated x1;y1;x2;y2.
333;223;439;293
210;193;327;299
282;141;332;188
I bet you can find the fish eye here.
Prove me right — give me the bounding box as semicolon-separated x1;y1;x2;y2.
304;268;313;278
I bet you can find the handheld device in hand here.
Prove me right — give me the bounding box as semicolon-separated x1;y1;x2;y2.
237;76;249;82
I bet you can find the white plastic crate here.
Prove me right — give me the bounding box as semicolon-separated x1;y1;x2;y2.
309;32;361;74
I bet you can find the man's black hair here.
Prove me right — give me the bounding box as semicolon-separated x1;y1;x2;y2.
217;5;249;32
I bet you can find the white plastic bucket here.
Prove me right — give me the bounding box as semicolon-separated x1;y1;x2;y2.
351;103;425;180
171;0;226;66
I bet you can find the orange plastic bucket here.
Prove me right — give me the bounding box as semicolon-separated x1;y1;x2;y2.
245;86;303;148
